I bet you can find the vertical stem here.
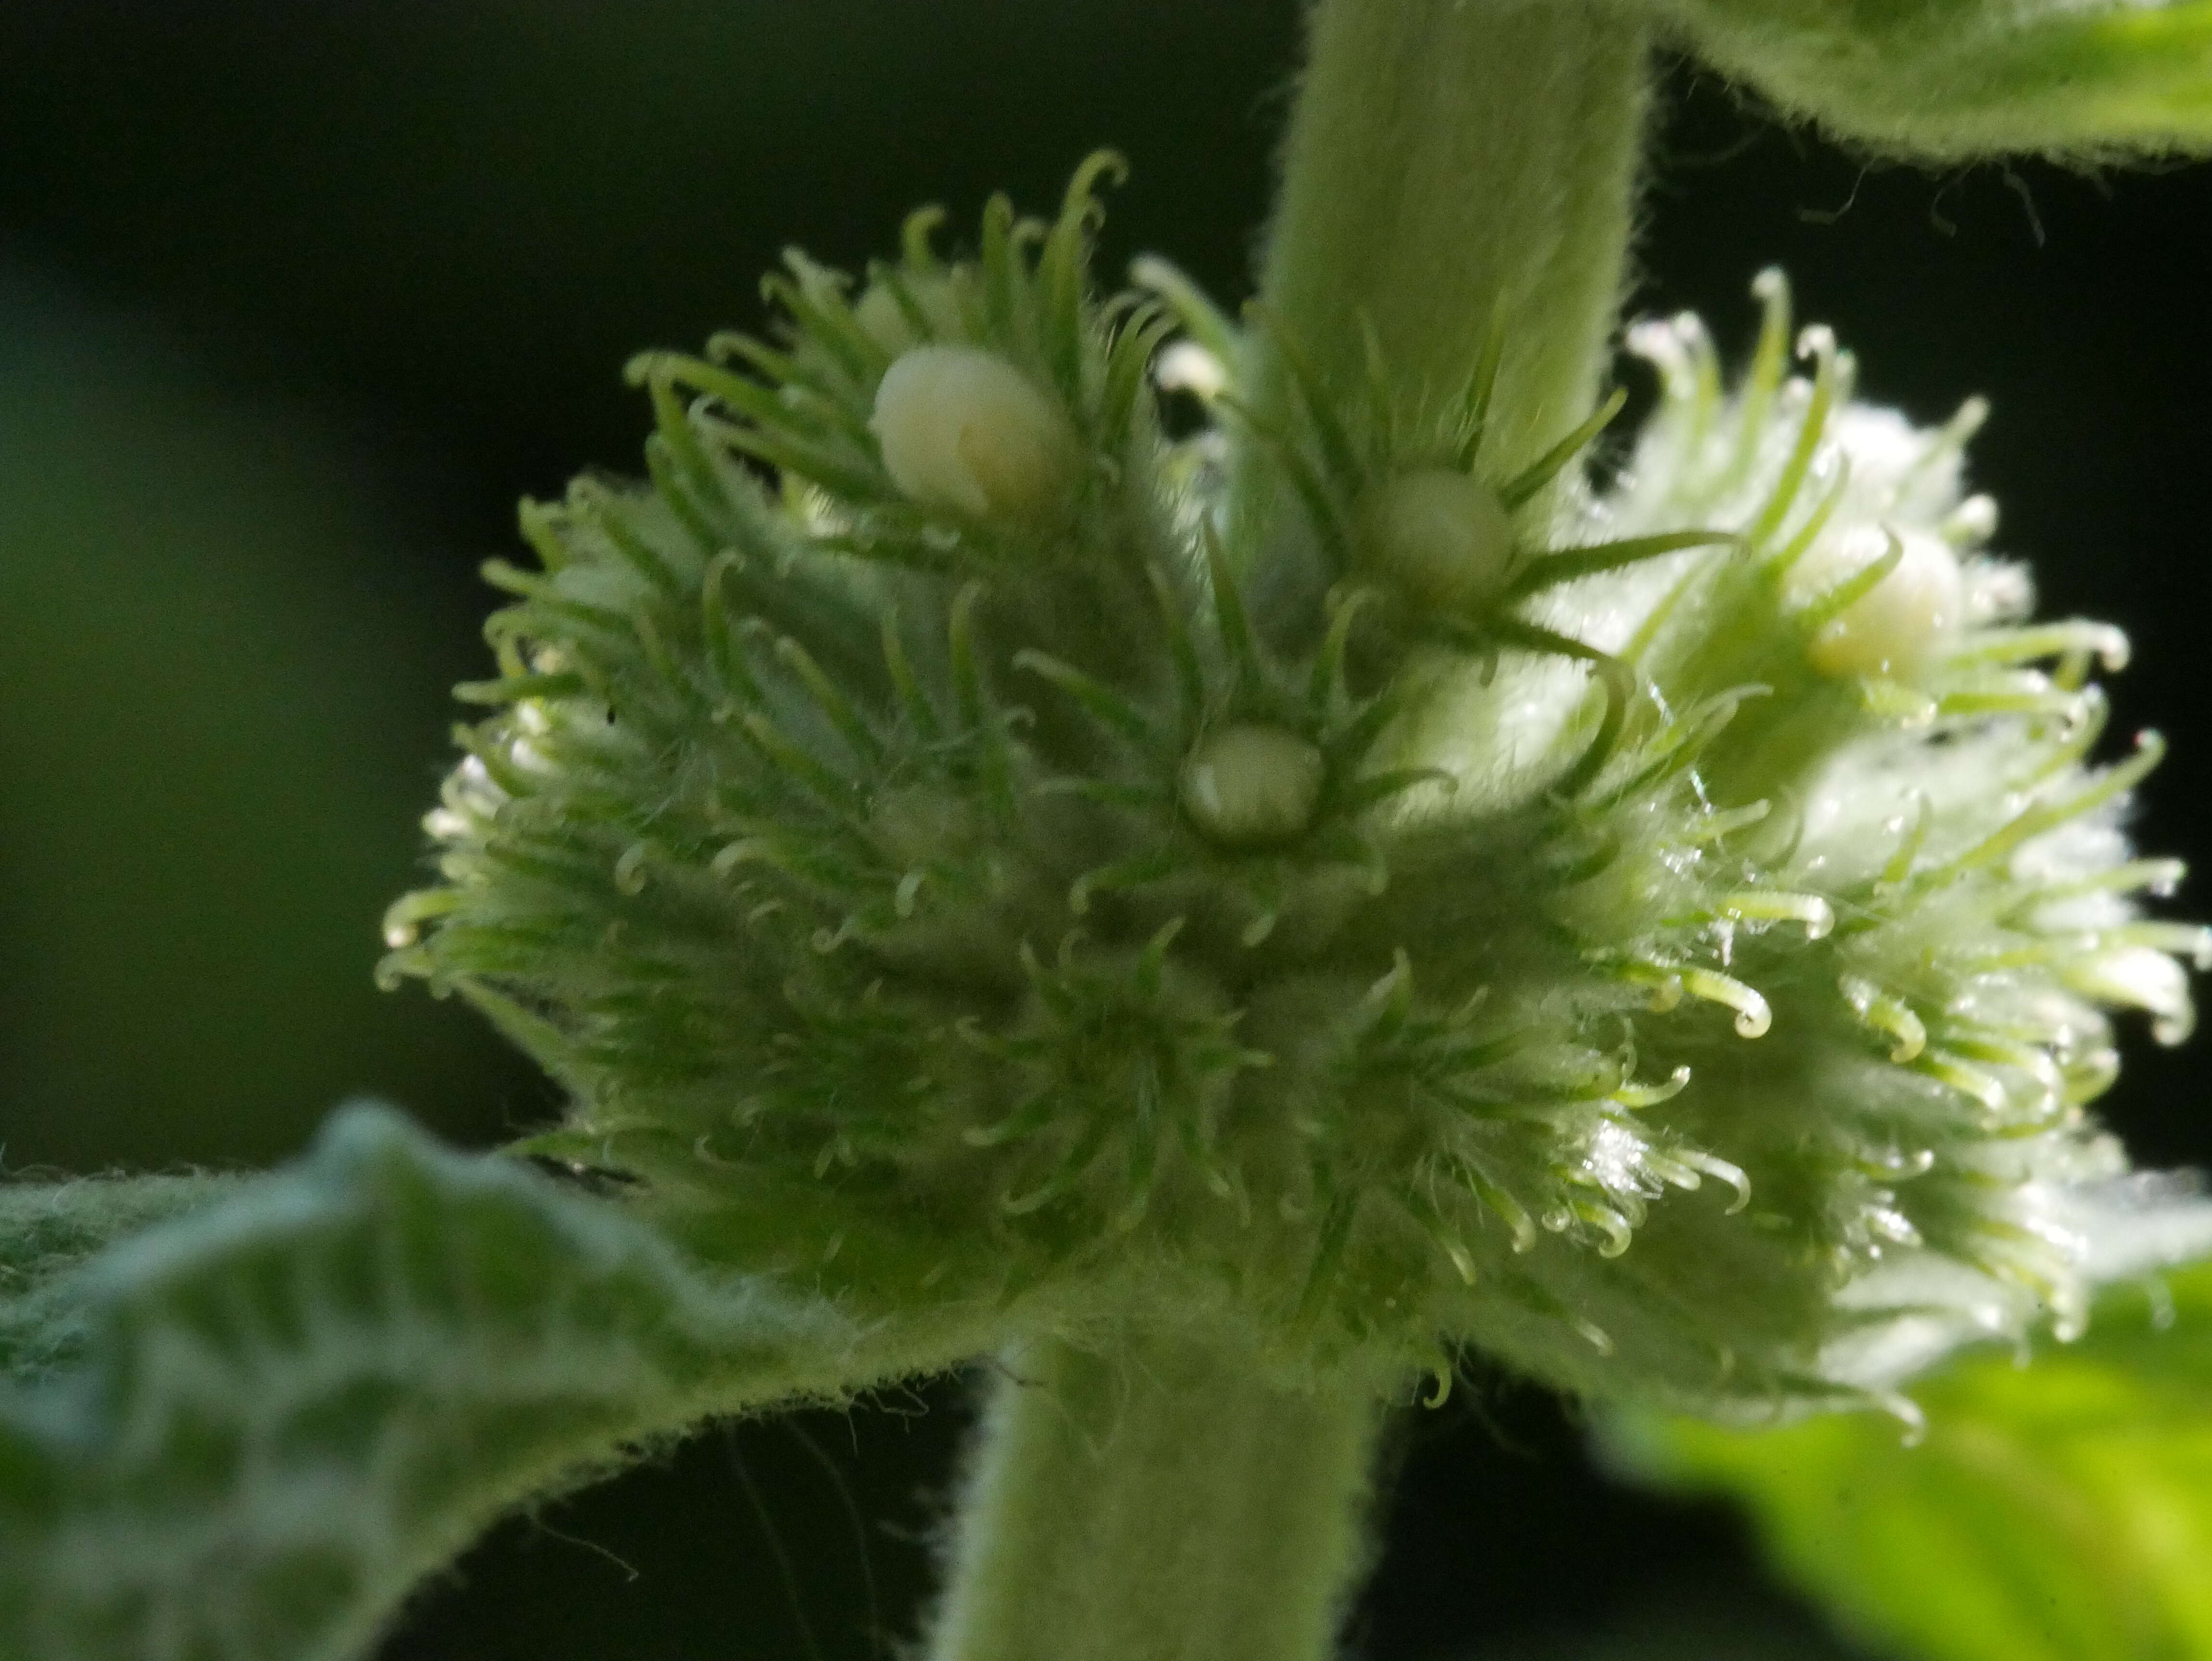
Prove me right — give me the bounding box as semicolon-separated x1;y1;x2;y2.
1250;0;1653;483
924;16;1646;1658
926;1325;1385;1661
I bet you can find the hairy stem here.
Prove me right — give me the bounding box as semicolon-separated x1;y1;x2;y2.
1250;0;1652;481
920;19;1649;1654
925;1324;1384;1661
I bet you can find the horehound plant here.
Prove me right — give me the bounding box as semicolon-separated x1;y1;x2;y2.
10;3;2212;1659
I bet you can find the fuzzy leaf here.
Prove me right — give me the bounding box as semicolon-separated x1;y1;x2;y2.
1;1170;246;1379
1643;0;2212;159
0;1103;998;1661
1615;1258;2212;1661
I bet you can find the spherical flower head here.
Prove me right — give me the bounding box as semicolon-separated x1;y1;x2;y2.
386;172;2208;1418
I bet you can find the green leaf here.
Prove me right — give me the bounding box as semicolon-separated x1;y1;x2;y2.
0;1104;1000;1661
1;1169;245;1378
1643;0;2212;159
1614;1258;2212;1661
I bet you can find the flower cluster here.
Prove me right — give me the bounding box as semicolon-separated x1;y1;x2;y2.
385;160;2203;1412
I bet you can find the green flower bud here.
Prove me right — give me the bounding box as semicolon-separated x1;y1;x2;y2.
854;269;968;356
1355;468;1516;616
1180;724;1327;847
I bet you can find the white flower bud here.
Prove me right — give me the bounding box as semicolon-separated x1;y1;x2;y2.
1154;340;1228;402
1355;468;1515;615
1180;723;1326;846
1793;523;1965;679
871;344;1078;519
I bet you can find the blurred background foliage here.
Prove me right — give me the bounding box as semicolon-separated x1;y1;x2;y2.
1;3;2208;1658
1629;1260;2212;1661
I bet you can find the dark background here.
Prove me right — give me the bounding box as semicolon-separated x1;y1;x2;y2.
2;4;2208;1658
